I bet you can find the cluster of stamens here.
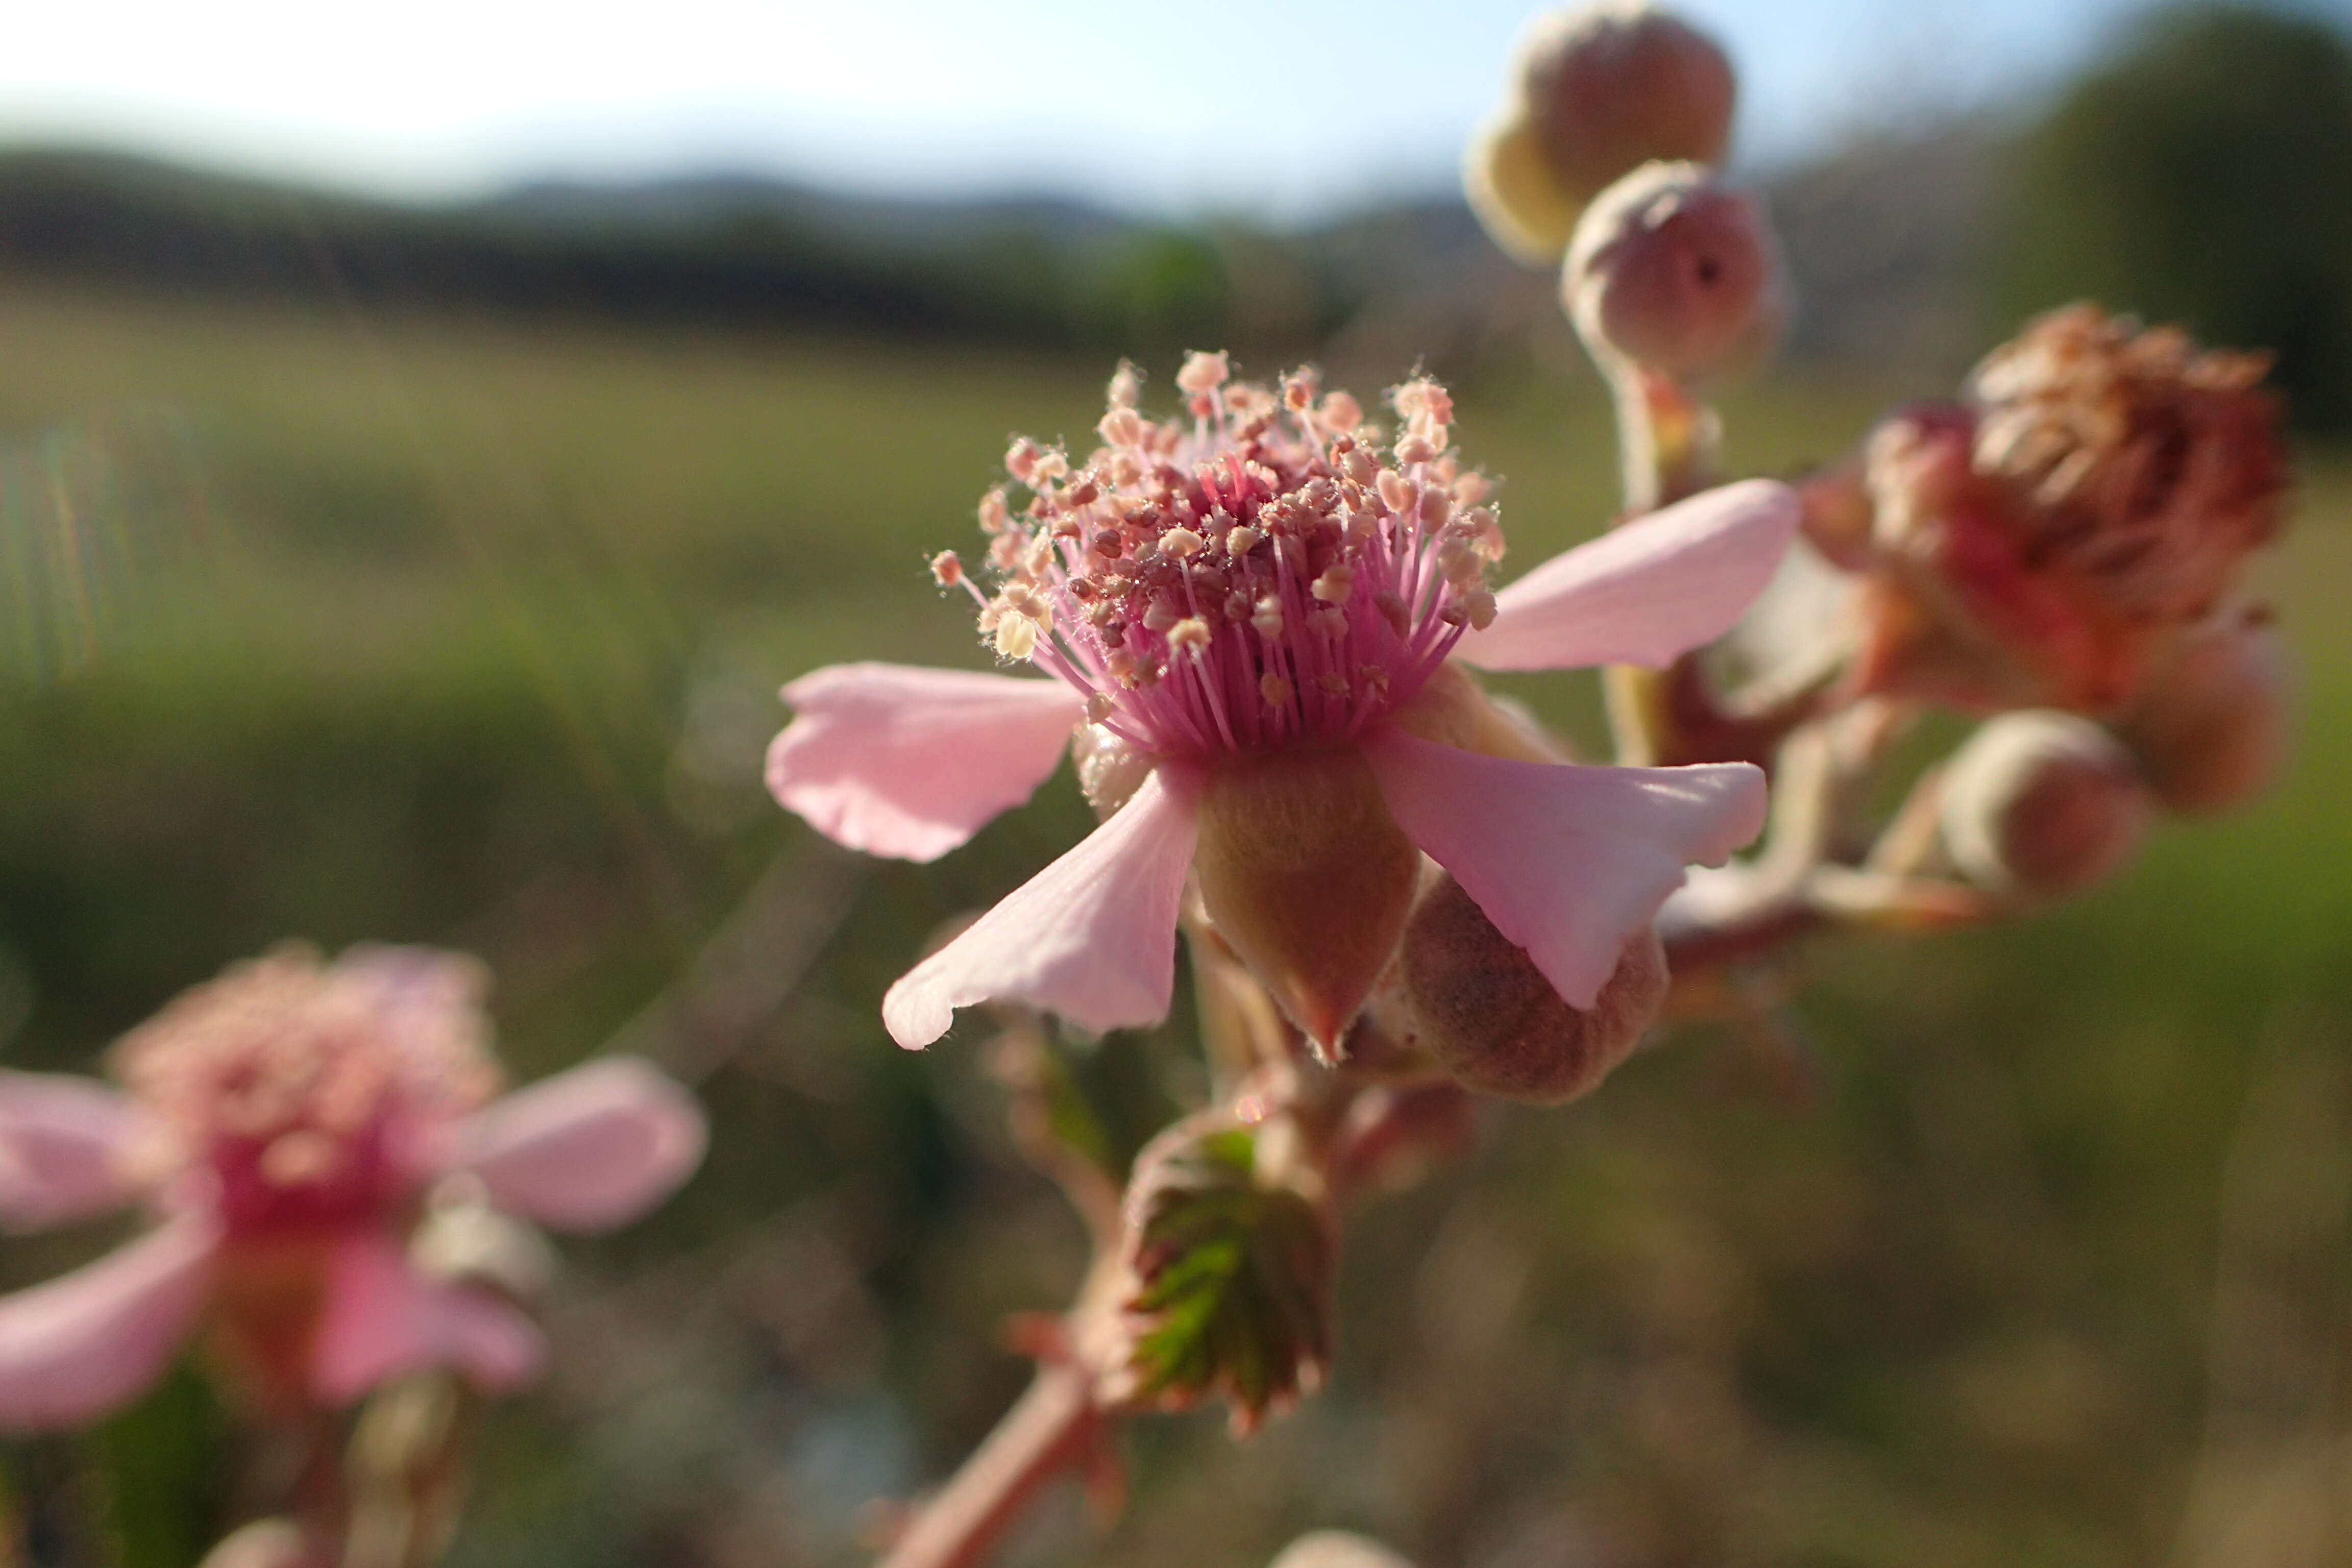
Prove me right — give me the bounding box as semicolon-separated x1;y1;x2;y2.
112;945;501;1226
941;353;1505;759
1966;304;2284;625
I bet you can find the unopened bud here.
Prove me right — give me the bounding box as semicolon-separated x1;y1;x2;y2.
1374;874;1667;1105
1940;712;2151;898
1564;161;1785;381
2117;615;2289;814
1466;2;1736;264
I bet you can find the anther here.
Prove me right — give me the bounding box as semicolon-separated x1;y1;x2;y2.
1177;351;1231;396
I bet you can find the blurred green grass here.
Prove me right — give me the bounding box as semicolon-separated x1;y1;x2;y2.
2;280;2348;1568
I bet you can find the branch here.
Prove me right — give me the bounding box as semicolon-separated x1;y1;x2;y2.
878;1361;1105;1568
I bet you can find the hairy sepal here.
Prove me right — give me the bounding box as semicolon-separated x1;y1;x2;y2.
1192;747;1420;1060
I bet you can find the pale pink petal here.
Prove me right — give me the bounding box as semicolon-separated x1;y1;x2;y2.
310;1233;544;1403
0;1071;144;1233
1365;731;1766;1009
0;1213;217;1430
1460;478;1800;672
767;662;1086;863
883;768;1200;1048
448;1058;706;1233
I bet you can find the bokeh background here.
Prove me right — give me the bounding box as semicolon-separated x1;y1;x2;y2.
4;1;2352;1563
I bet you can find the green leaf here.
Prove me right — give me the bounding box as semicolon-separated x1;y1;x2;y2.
1113;1120;1333;1433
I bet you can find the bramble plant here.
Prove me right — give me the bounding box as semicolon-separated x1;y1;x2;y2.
766;7;2292;1567
0;5;2299;1567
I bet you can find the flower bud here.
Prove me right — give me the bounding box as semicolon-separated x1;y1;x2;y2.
1564;161;1785;381
1467;2;1736;264
1940;712;2151;899
1374;873;1667;1104
2116;614;2289;814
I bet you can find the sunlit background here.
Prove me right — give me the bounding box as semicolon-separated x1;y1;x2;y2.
4;1;2352;1564
0;0;2275;211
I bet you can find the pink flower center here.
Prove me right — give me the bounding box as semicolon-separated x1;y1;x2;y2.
112;946;501;1236
955;356;1505;762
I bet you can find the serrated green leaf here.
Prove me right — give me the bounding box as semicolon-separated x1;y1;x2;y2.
1115;1120;1332;1431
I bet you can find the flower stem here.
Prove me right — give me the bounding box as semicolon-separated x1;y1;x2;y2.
878;1361;1105;1568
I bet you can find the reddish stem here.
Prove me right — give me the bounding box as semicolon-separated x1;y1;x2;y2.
879;1362;1103;1568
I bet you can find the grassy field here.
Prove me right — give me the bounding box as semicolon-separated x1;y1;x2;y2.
1;279;2348;1568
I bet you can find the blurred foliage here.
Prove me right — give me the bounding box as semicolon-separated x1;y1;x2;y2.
1990;3;2352;429
0;262;2345;1568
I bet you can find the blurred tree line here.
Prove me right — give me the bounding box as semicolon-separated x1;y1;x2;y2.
1991;2;2352;430
0;150;1335;363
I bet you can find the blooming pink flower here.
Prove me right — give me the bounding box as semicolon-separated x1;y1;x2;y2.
769;358;1796;1051
0;945;705;1431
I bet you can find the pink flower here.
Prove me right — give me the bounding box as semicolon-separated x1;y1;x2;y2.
769;359;1796;1051
0;945;705;1431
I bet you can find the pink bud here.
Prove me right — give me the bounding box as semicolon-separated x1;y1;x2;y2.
1466;2;1737;265
1564;161;1785;381
2116;614;2290;814
1940;712;2151;898
1373;875;1666;1105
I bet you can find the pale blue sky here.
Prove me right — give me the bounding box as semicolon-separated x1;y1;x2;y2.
0;0;2343;216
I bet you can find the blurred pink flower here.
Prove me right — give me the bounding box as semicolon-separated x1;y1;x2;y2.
0;945;705;1430
769;359;1795;1050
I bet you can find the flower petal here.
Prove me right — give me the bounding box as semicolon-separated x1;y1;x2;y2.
0;1071;144;1233
883;768;1200;1048
449;1058;706;1233
310;1233;544;1403
0;1213;217;1430
1460;478;1800;672
768;662;1086;863
1365;731;1766;1009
